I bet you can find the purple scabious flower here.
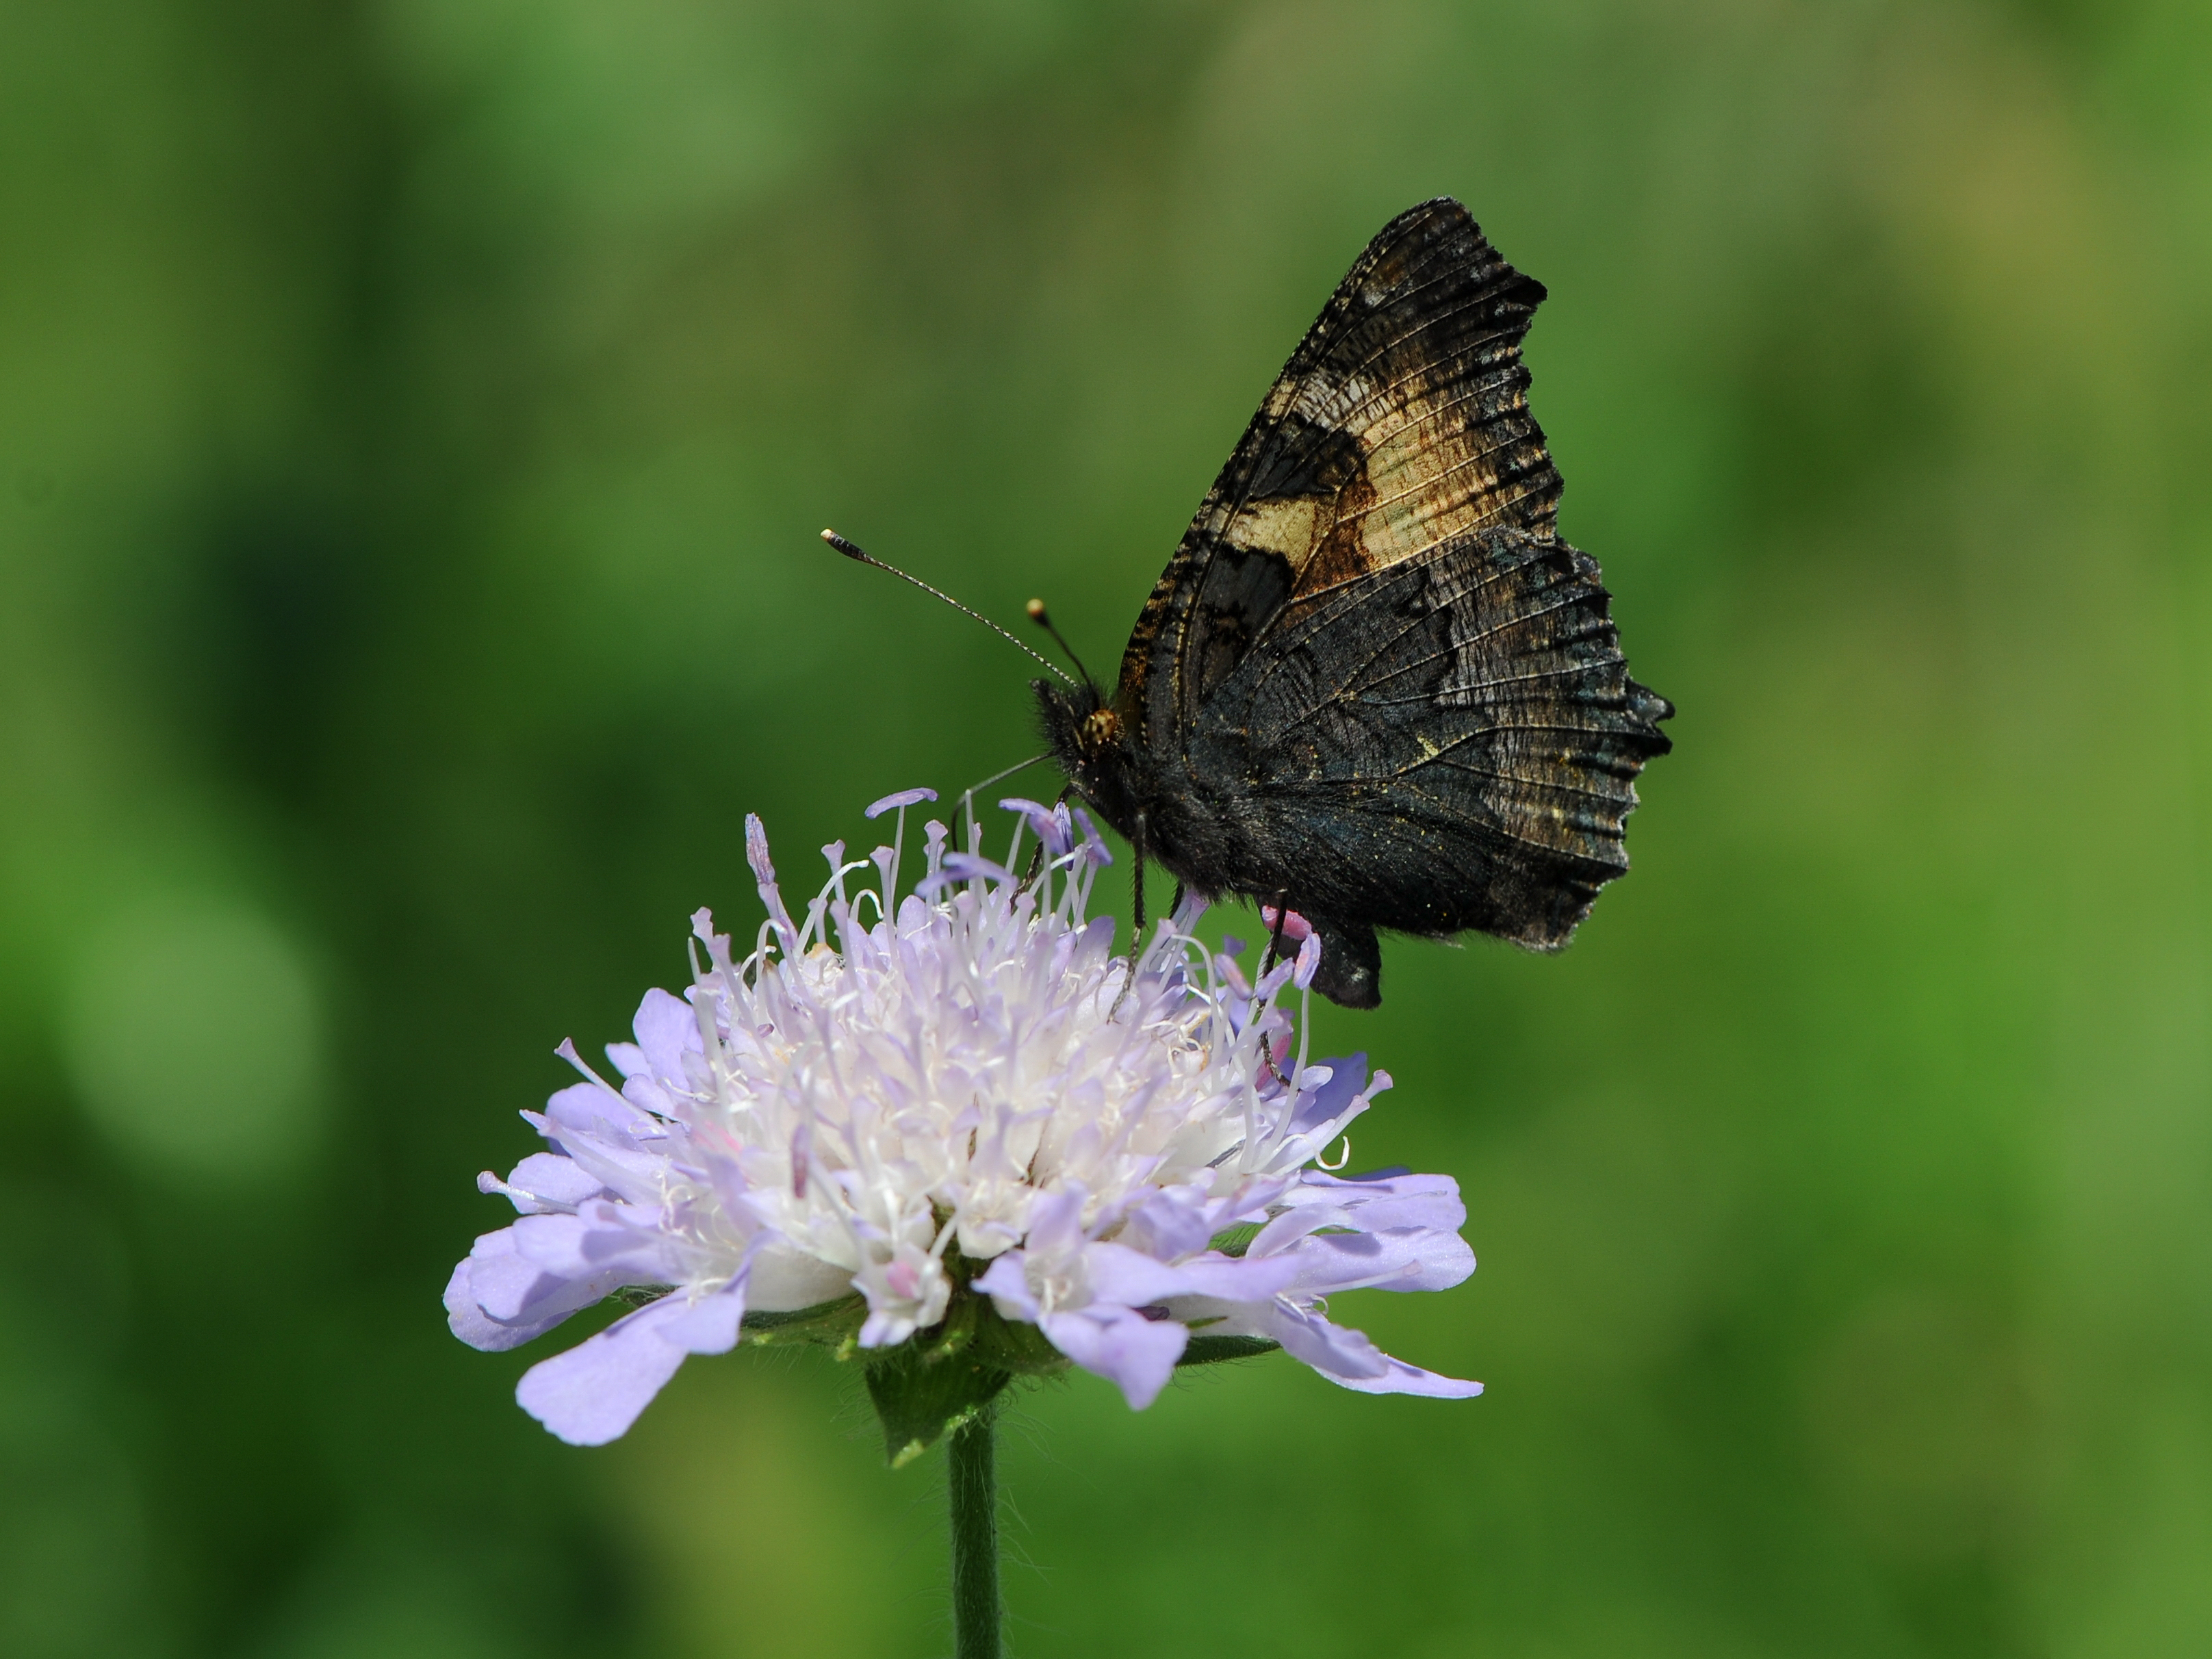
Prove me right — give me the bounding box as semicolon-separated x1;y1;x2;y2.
446;790;1481;1446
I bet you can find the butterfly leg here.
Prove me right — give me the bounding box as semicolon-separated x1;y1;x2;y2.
1111;812;1150;1018
1259;894;1293;1088
1259;892;1289;980
1129;814;1148;953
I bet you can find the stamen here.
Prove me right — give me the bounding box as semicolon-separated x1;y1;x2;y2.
554;1038;644;1110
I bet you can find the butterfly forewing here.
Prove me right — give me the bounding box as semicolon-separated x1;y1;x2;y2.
1117;198;1562;747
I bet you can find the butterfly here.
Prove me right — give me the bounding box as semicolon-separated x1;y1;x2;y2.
1035;197;1673;1008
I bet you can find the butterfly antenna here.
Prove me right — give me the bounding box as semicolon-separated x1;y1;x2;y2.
1025;598;1098;693
821;529;1075;686
961;752;1054;799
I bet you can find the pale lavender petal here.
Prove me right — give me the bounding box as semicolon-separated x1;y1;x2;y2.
445;1235;562;1350
1259;1300;1392;1380
1292;929;1322;990
515;1296;697;1446
649;1276;749;1354
1118;1188;1213;1260
463;1248;631;1333
865;787;938;819
631;988;699;1085
1278;1226;1476;1295
1040;1304;1187;1409
461;1229;578;1322
1322;1355;1484;1398
1285;1055;1368;1139
509;1208;687;1286
1245;1201;1401;1260
747;1245;861;1313
445;1229;628;1350
443;1257;522;1350
974;1252;1040;1320
526;1118;682;1208
1243;1301;1480;1396
1289;1166;1463;1213
1083;1241;1300;1308
478;1152;607;1214
541;1080;660;1142
1021;1186;1085;1259
617;1072;683;1118
1189;1172;1298;1237
1251;1170;1466;1257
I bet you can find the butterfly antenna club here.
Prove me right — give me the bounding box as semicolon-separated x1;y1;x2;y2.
1025;598;1098;692
820;529;1075;685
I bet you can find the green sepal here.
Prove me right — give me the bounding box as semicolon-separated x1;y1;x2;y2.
739;1294;868;1349
966;1295;1071;1378
864;1296;1006;1467
862;1286;1072;1467
1176;1334;1280;1367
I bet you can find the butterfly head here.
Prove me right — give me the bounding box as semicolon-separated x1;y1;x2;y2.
1033;677;1140;834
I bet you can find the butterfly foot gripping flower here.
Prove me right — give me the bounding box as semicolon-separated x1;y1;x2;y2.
445;789;1481;1460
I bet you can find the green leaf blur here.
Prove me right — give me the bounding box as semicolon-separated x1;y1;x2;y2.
3;2;2209;1656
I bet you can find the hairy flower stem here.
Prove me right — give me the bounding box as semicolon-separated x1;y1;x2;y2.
948;1409;1002;1659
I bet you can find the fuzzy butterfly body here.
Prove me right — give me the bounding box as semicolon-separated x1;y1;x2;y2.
1037;197;1672;1007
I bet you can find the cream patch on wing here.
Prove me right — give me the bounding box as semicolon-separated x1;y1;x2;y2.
1228;496;1327;569
1354;376;1493;562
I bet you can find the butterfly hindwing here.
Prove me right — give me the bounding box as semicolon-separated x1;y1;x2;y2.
1187;526;1671;946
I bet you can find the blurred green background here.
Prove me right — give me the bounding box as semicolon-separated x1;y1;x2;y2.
5;1;2211;1655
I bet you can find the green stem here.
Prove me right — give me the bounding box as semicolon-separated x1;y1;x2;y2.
947;1408;1002;1659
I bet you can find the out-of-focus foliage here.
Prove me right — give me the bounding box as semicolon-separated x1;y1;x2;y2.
3;1;2210;1654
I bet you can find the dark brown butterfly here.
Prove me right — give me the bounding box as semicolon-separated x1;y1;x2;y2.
1033;197;1673;1007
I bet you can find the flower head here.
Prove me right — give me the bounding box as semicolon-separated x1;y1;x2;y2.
446;790;1480;1448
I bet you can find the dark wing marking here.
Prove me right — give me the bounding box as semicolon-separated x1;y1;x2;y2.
1187;528;1671;947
